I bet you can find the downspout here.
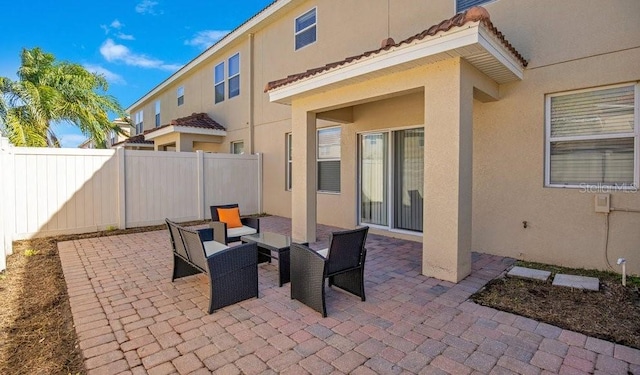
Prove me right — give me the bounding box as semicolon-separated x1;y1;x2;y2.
248;33;255;154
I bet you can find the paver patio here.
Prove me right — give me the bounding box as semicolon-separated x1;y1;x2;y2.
58;216;640;375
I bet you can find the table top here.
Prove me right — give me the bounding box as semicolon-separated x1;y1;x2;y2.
241;232;302;251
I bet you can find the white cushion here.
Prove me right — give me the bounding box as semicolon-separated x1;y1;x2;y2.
316;248;328;258
227;225;257;238
203;240;229;257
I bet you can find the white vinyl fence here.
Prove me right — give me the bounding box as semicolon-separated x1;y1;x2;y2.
0;137;262;271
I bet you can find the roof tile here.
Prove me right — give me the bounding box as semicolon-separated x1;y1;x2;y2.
265;6;527;92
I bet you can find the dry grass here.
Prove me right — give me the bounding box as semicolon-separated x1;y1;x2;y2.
0;221;208;375
472;261;640;350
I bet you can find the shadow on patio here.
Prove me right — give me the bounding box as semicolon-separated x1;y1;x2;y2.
58;216;640;375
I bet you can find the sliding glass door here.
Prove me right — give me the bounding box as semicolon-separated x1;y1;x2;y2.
360;133;388;226
359;128;424;232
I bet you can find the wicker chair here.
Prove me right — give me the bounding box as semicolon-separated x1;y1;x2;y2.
210;204;260;244
170;223;259;313
290;227;369;317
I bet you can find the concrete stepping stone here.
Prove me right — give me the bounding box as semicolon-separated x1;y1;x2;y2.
552;274;599;291
507;266;551;281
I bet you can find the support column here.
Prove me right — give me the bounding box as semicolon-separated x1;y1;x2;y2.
422;58;473;282
291;108;317;242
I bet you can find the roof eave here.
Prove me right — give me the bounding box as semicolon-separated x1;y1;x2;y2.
144;125;227;140
126;0;300;112
268;22;525;105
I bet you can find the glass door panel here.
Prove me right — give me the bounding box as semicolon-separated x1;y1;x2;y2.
359;133;388;226
393;128;424;232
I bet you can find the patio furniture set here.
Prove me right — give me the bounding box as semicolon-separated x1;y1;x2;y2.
166;204;369;317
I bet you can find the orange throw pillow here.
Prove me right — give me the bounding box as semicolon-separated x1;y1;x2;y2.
217;207;243;228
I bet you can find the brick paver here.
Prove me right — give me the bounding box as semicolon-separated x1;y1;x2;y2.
58;216;640;374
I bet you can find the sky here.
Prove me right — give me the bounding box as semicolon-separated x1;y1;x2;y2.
0;0;274;147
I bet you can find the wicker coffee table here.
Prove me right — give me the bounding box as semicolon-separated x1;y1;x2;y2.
241;232;307;287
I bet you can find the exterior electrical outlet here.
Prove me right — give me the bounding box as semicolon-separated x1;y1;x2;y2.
594;194;610;213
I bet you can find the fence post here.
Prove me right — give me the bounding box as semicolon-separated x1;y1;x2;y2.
117;147;126;229
196;150;205;220
257;153;263;215
0;137;14;272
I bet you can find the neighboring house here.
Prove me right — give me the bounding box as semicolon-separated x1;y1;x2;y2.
78;118;139;149
127;0;640;281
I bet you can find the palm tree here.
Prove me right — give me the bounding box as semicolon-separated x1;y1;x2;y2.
0;48;126;147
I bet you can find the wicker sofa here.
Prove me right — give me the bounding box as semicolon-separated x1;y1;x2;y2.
166;219;259;313
209;204;260;244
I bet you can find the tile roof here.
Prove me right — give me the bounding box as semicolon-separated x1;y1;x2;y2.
112;134;153;146
156;112;226;132
265;6;527;92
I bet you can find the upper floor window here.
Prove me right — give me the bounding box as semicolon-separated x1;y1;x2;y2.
110;130;116;146
456;0;493;13
134;110;144;135
286;133;292;191
231;140;244;154
295;8;317;50
228;53;240;99
177;86;184;106
214;62;225;104
154;100;161;127
545;83;638;188
317;127;341;193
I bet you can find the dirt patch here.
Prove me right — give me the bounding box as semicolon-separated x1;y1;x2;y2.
472;262;640;350
0;221;208;375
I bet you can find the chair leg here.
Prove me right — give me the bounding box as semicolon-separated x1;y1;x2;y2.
329;268;365;301
172;255;200;281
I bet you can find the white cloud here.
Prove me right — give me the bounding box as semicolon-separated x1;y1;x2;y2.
59;133;88;148
184;30;230;49
111;19;123;29
99;39;182;71
135;0;160;15
101;19;135;40
83;64;126;85
116;33;135;40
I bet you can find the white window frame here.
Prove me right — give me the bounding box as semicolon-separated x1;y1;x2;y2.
231;140;244;154
228;53;240;99
135;110;144;135
455;0;496;13
154;100;161;127
286;132;292;191
177;86;184;106
317;126;341;193
214;62;225;104
544;83;639;189
294;7;317;51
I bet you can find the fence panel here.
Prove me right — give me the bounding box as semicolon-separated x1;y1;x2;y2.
203;153;260;218
11;148;118;239
0;143;261;271
125;150;200;227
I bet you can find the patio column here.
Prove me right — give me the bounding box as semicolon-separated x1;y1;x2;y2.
291;108;317;243
422;58;473;282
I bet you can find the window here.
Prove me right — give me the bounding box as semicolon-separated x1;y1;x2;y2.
456;0;493;13
134;110;143;134
154;100;161;127
317;127;341;192
286;133;292;190
231;141;244;154
110;130;117;146
214;62;225;104
177;86;184;106
545;84;637;188
295;8;317;50
228;53;240;99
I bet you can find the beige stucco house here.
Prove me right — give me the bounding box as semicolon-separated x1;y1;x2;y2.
126;0;640;281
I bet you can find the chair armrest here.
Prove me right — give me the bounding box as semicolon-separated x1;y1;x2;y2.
209;221;228;244
196;228;214;242
241;217;260;232
206;242;257;277
290;243;328;316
